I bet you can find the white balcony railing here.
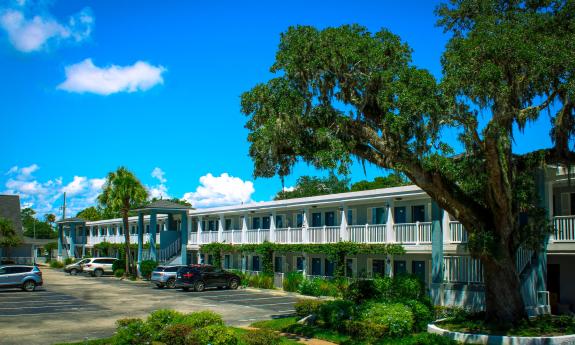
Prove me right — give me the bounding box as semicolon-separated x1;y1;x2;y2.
394;222;431;244
443;255;484;284
308;226;340;243
201;231;218;244
553;216;575;242
348;224;386;243
449;221;468;243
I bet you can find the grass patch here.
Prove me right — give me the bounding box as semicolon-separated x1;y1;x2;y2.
251;316;351;344
230;327;301;345
53;338;113;345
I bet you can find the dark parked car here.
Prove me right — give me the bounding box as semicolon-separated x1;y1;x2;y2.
151;265;186;289
0;265;43;292
175;264;240;292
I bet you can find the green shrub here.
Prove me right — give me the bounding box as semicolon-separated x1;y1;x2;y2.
113;318;151;345
294;299;324;318
139;260;158;279
361;302;414;337
393;274;426;301
403;300;434;332
159;323;194;345
181;310;224;328
114;269;125;278
187;324;238;345
115;318;142;328
50;260;64;268
242;328;281;345
249;273;274;289
344;319;388;340
146;309;184;336
112;259;126;272
344;279;379;303
283;271;303;292
298;277;322;296
64;257;75;265
318;299;355;329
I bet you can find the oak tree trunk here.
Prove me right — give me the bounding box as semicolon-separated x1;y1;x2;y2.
482;245;526;324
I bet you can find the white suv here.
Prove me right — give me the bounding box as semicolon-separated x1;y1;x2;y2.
82;257;118;277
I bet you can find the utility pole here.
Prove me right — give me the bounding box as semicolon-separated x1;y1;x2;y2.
61;192;67;220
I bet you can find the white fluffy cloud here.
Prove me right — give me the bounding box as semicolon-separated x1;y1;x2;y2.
2;165;105;218
148;167;169;200
0;3;93;53
58;59;166;95
182;173;255;208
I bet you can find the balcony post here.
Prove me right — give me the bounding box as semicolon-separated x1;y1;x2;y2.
322;225;327;243
302;209;310;243
385;201;395;243
197;216;203;245
364;223;368;243
340;205;348;241
218;214;224;243
270;211;276;243
442;210;451;244
415;221;420;245
181;212;188;265
241;213;248;244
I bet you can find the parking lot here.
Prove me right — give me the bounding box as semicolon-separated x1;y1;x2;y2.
0;268;300;345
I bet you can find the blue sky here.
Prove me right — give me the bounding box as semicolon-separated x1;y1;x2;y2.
0;0;553;218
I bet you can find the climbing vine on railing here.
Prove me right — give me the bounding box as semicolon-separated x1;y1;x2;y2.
199;241;405;277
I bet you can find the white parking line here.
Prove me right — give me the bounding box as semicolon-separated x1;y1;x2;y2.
0;303;96;310
250;302;295;307
0;309;103;317
214;296;293;303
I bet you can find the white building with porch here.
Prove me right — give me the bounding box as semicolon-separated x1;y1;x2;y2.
60;165;575;314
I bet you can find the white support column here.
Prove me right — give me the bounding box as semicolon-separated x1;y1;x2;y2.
270;211;276;242
442;210;451;244
386;200;395;243
241;213;248;244
197;216;203;245
302;208;310;243
218;214;224;242
415;221;420;245
340;205;348;241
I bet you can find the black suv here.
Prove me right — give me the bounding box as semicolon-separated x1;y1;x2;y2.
175;264;240;292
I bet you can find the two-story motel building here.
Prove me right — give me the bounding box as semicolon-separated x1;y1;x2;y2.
57;166;575;314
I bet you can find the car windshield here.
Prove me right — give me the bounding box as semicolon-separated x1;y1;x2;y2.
78;259;89;265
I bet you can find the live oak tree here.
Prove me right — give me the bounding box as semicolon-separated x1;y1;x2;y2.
98;167;148;275
241;1;574;323
274;172;350;200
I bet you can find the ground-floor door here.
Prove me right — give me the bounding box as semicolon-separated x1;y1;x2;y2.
412;260;425;282
548;263;560;314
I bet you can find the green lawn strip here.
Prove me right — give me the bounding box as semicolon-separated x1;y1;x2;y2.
251;317;350;344
53;338;113;345
230;326;301;345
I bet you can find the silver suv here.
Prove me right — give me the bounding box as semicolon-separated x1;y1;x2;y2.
82;257;118;277
151;265;186;289
0;265;43;292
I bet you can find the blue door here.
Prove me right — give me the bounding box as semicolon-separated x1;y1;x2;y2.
394;207;407;223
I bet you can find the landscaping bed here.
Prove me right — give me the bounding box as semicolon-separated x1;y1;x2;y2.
435;313;575;337
54;309;301;345
251;274;459;345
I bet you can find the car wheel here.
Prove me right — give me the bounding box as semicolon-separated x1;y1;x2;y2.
194;281;205;292
70;268;78;276
22;280;36;292
182;287;190;292
166;278;176;289
228;278;239;290
94;269;104;277
156;284;164;289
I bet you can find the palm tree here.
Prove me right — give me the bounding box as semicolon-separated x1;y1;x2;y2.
98;167;148;275
0;217;22;260
44;213;56;226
